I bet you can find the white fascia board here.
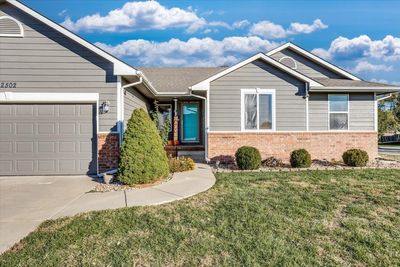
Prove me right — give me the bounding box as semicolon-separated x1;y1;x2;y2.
310;86;400;93
7;0;137;76
266;42;361;81
0;92;99;102
190;53;323;90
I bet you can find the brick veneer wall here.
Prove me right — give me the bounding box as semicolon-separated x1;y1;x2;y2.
208;132;378;163
98;132;119;173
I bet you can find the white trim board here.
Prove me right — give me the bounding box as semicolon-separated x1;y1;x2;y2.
266;42;361;81
190;53;323;91
0;92;99;102
5;0;138;76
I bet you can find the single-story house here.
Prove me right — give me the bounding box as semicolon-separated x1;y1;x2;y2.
1;0;399;176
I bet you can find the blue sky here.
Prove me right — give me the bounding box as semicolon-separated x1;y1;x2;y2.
23;0;400;84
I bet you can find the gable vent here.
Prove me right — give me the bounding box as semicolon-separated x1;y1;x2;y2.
0;16;24;37
279;56;297;70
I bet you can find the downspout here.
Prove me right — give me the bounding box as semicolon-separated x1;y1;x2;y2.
305;83;309;132
119;74;143;144
188;87;209;162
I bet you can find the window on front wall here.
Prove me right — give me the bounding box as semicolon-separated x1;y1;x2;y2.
329;94;349;130
242;89;274;131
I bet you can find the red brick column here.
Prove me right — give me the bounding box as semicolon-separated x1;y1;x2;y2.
97;132;119;173
208;132;378;163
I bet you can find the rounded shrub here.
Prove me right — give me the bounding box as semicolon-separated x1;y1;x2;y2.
235;146;261;170
118;108;169;185
342;149;369;167
290;149;311;168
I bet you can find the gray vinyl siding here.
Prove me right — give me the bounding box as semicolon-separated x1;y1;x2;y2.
209;59;306;131
0;3;118;132
309;93;328;131
123;86;150;129
309;93;375;131
349;93;375;131
270;49;344;79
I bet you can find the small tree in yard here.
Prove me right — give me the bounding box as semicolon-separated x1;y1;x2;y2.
118;108;169;185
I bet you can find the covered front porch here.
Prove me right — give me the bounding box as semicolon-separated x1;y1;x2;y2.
154;95;206;162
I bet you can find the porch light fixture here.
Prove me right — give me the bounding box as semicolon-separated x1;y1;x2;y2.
100;101;110;114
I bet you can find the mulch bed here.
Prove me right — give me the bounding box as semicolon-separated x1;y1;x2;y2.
213;157;400;172
90;174;173;193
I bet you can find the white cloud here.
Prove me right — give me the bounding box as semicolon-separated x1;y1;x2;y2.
96;36;279;67
62;1;206;32
312;35;400;62
287;19;327;35
249;19;327;39
62;1;251;34
351;61;393;73
58;9;67;17
232;20;250;29
249;21;286;39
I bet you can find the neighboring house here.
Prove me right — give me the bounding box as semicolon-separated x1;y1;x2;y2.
1;0;399;176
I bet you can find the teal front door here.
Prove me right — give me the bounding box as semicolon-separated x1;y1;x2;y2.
182;102;199;142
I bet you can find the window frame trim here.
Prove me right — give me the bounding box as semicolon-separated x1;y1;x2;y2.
328;93;350;131
241;88;276;132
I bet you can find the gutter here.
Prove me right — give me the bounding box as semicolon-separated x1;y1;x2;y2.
377;93;392;101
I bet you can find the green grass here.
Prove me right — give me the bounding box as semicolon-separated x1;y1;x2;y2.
1;169;400;266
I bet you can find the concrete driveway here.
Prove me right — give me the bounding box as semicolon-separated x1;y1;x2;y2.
0;175;96;254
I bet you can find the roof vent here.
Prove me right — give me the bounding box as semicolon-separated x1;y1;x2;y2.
0;16;24;37
279;56;297;70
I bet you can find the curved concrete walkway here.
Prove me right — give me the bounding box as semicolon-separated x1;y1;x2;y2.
52;163;215;218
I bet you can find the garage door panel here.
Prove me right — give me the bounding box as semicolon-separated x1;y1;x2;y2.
0;141;12;153
0;123;12;134
38;160;56;172
0;161;13;172
0;103;96;175
16;160;34;172
16;123;34;135
16;105;34;116
38;123;56;134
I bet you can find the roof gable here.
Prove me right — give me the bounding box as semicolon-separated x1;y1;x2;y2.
266;43;361;81
190;53;323;90
4;0;138;76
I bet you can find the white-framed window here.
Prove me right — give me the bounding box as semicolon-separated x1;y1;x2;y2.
328;94;349;130
241;88;275;131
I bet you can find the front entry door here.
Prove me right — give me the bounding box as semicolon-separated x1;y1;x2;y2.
182;102;199;142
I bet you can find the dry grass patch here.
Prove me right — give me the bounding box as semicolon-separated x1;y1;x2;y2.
1;169;399;266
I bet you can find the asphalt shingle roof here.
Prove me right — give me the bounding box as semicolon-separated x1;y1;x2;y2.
139;67;228;93
313;78;396;88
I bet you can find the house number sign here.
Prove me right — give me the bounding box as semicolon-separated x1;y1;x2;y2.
0;82;17;88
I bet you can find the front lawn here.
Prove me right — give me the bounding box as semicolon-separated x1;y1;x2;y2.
1;169;400;266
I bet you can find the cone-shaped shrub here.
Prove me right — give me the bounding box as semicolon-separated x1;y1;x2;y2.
118;108;169;185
